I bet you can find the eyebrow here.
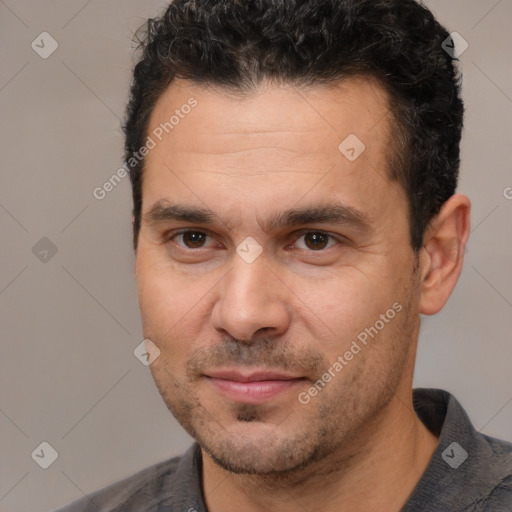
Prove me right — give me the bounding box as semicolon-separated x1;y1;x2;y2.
143;200;373;233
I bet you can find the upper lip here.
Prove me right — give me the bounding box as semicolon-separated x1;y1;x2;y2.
205;369;304;382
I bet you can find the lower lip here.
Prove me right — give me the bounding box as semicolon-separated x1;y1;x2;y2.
207;377;304;404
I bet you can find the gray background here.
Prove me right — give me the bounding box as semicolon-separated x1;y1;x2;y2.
0;1;511;511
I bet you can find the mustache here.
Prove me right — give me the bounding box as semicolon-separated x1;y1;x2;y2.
186;337;328;380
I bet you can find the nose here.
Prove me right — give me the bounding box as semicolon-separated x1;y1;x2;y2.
210;251;291;342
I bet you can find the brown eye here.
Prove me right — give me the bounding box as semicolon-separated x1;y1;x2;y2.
295;232;337;251
170;231;213;249
182;232;207;248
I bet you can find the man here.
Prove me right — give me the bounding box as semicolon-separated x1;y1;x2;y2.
56;0;512;510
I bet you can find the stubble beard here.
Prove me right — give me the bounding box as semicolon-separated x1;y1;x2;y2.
149;264;421;483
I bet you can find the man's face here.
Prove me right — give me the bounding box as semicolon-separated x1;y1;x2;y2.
135;77;422;474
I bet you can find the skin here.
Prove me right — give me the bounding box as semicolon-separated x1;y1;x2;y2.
134;76;471;511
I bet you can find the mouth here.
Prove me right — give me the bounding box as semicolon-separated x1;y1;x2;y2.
204;369;307;404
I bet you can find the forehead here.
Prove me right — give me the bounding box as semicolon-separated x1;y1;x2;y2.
141;76;405;233
147;76;392;154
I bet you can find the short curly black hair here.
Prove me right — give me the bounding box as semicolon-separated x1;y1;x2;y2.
124;0;464;252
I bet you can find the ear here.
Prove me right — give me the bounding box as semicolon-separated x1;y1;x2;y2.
419;194;471;315
132;214;137;273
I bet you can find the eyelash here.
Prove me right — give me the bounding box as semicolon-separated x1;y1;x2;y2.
165;229;342;252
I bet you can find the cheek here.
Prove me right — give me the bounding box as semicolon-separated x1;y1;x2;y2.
303;268;408;369
136;268;174;330
299;266;386;326
136;248;186;322
135;252;214;358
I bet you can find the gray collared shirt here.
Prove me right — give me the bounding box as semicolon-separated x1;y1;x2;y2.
55;388;512;511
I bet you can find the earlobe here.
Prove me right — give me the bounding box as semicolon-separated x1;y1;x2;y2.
419;194;471;315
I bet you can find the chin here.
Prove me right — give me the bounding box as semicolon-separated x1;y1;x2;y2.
197;420;326;475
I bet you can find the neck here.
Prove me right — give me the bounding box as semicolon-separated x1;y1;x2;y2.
202;386;439;512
